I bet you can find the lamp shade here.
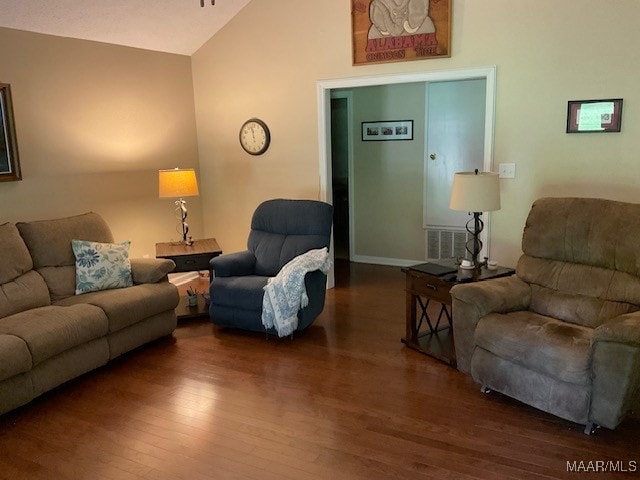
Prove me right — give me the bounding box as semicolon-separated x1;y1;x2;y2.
449;171;501;212
158;168;199;198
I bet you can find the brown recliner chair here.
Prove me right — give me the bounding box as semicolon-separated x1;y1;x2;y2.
451;197;640;434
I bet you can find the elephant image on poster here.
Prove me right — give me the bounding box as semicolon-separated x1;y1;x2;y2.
368;0;436;39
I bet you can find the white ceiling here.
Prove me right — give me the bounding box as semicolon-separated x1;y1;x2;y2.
0;0;251;56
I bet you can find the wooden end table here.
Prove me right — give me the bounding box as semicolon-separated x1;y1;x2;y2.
155;238;222;320
402;260;515;366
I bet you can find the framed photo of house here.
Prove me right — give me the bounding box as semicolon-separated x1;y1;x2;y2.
362;120;413;141
351;0;451;66
566;99;623;133
0;83;21;182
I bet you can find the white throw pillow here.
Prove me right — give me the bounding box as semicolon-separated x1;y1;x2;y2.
72;239;133;294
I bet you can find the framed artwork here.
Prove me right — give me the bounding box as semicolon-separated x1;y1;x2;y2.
0;83;21;182
566;99;623;133
351;0;451;66
362;120;413;141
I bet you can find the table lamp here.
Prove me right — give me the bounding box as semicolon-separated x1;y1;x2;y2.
449;169;501;268
159;168;199;245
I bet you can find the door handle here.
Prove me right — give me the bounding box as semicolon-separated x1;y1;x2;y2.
429;153;437;160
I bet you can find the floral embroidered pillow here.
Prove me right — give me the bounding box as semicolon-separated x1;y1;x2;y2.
72;240;133;294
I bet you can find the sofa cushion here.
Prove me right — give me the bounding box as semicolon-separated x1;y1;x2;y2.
17;212;114;301
0;334;32;382
0;223;34;285
55;282;179;333
519;254;640;302
528;283;637;329
0;223;51;323
33;266;76;303
522;197;640;277
210;275;269;310
72;239;133;294
475;310;594;385
0;305;109;366
0;270;51;320
517;255;640;328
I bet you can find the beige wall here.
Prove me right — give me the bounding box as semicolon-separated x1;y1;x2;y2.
6;2;634;266
352;83;425;261
193;0;640;267
0;27;202;258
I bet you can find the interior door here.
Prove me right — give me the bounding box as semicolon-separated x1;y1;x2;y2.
424;79;487;229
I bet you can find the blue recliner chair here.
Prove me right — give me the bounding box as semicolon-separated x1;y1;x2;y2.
208;199;333;334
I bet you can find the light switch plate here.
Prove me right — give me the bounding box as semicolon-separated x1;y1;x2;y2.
499;163;516;179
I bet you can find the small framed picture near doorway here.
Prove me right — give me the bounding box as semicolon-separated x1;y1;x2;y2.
0;83;21;182
362;120;413;141
566;98;623;133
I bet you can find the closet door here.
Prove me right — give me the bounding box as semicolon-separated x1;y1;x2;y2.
424;78;487;259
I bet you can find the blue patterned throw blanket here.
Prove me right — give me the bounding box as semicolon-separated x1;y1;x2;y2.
262;247;331;337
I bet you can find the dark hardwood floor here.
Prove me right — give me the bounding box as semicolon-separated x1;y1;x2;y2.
1;262;638;479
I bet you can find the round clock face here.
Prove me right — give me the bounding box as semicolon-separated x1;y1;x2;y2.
239;118;271;155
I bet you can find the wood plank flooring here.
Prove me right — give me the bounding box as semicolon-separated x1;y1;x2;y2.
1;262;638;479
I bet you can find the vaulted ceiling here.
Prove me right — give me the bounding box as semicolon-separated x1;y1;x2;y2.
0;0;251;55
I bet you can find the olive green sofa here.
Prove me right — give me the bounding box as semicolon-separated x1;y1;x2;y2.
451;197;640;434
0;212;179;415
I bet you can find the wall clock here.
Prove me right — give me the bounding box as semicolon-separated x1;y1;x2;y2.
239;118;271;155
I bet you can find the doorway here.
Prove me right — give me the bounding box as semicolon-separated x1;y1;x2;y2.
317;67;497;288
330;92;352;262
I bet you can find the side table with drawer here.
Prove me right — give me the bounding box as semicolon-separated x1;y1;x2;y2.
155;238;222;320
402;260;515;366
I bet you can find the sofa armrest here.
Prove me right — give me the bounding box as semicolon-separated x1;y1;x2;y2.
210;251;256;277
130;258;175;284
590;312;640;429
451;275;531;374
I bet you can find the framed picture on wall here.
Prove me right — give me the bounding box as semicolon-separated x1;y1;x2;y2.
566;99;623;133
0;83;21;182
351;0;451;66
362;120;413;141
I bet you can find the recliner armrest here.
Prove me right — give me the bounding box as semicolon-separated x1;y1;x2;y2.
595;312;640;346
590;312;640;429
210;250;256;277
450;275;531;318
451;275;531;374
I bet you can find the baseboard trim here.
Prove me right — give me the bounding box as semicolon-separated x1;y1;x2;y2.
351;255;424;267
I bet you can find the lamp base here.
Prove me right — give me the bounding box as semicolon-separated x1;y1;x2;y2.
465;212;486;269
175;198;193;246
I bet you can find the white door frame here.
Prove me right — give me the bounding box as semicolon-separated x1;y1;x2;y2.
317;66;497;286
